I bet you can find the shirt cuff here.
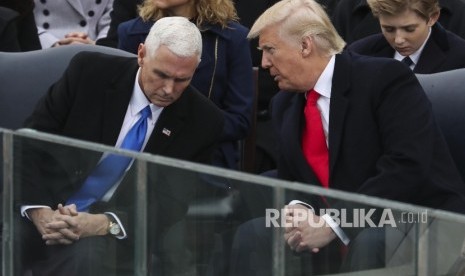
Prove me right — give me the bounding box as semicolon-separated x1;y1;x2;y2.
20;205;51;220
288;200;315;212
322;214;350;245
288;200;350;245
104;212;127;239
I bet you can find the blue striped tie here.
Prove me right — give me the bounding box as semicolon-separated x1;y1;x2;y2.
67;106;152;211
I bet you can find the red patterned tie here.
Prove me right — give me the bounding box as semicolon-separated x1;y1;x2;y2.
301;89;329;188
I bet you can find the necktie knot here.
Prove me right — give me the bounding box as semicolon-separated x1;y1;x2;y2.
402;56;413;67
140;105;152;120
307;89;320;106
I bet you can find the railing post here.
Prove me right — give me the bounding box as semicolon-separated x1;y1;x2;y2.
134;159;148;275
272;186;285;276
2;132;14;276
416;215;431;275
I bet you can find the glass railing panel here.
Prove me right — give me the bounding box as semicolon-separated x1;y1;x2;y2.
2;128;465;276
274;183;465;276
142;157;276;276
3;129;149;275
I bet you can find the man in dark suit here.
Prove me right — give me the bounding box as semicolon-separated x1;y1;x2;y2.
230;0;465;274
0;0;41;51
332;0;465;44
96;0;144;48
347;0;465;74
18;16;223;275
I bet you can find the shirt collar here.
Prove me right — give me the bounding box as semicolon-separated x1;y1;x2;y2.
394;27;431;65
130;69;162;116
313;55;335;99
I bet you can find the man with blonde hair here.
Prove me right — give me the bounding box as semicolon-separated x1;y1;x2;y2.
230;0;465;274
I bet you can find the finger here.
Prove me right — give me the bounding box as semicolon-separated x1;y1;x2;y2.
46;238;74;246
287;232;302;250
58;204;78;216
42;232;66;241
284;216;296;232
46;220;71;229
52;215;79;228
312;248;320;253
66;204;78;216
295;241;309;253
65;32;88;38
57;204;70;215
58;228;80;241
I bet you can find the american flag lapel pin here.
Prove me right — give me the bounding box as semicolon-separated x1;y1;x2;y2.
162;128;171;136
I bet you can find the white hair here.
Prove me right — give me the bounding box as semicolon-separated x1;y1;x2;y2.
144;16;202;62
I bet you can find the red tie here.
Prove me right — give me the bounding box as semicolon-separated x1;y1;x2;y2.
302;89;329;188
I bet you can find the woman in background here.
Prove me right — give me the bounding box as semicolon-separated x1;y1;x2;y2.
118;0;254;170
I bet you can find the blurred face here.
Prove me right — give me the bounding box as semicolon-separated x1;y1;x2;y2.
379;9;438;57
137;44;198;107
259;25;309;92
153;0;192;16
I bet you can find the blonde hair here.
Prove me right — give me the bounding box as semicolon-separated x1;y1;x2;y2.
248;0;345;56
367;0;440;21
138;0;238;28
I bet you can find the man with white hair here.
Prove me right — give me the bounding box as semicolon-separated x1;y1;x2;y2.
230;0;465;274
20;16;223;275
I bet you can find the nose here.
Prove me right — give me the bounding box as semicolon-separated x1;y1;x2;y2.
261;53;271;69
394;31;405;45
163;79;174;95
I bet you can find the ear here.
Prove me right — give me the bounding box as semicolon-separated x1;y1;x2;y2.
137;43;145;66
301;36;313;57
427;11;440;27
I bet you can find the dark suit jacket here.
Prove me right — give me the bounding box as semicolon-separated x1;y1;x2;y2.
0;6;20;51
20;52;224;245
332;0;465;43
0;0;41;51
95;0;143;48
347;23;465;74
271;51;465;235
118;18;254;169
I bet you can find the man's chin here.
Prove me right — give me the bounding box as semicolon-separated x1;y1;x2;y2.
151;99;171;107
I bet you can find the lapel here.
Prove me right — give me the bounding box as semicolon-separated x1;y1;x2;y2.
65;0;85;16
281;93;321;184
328;54;350;177
414;24;448;74
143;86;192;154
101;60;139;146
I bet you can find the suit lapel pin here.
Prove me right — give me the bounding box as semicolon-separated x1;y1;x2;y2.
162;128;171;136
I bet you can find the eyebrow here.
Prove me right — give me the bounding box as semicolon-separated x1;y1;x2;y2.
381;23;419;29
259;45;274;51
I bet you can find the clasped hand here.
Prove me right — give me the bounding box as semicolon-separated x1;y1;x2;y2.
53;32;95;47
28;204;108;246
283;204;336;253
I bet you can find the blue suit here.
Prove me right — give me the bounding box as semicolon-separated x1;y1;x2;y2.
118;17;254;169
